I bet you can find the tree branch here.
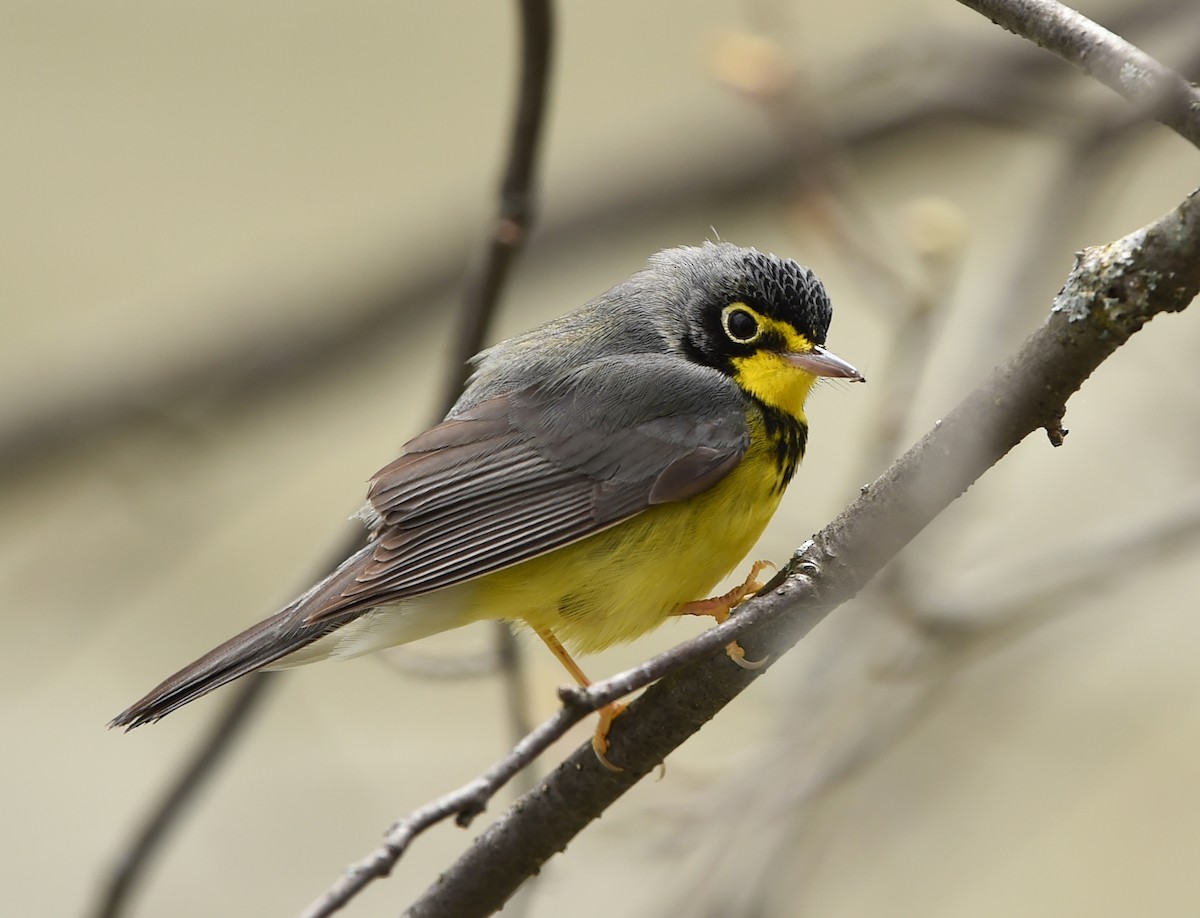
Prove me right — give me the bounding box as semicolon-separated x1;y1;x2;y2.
10;0;1194;480
91;673;273;918
94;4;1200;916
96;4;555;918
95;521;374;918
440;5;555;902
955;0;1200;148
439;0;554;410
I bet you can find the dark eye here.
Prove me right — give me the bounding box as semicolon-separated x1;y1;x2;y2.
722;305;761;344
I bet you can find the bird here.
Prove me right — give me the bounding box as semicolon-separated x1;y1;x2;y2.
112;242;864;768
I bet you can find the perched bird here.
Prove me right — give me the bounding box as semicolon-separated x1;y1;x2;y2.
113;243;863;767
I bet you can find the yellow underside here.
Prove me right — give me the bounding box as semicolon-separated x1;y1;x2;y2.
301;354;818;666
472;421;790;654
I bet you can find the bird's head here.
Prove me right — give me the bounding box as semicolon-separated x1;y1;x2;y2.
659;243;865;417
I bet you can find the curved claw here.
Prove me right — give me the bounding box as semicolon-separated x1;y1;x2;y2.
725;640;769;670
746;559;778;592
591;701;627;772
592;741;625;773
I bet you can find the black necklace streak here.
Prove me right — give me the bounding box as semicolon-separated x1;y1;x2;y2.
755;401;808;493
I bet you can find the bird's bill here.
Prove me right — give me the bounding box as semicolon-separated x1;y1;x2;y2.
784;345;865;382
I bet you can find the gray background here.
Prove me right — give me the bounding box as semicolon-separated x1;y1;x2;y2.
4;1;1199;916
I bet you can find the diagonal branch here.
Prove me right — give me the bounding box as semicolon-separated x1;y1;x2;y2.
7;1;1193;479
955;0;1200;148
368;7;1200;913
440;0;554;410
301;184;1199;918
438;4;556;899
394;188;1199;918
91;672;273;918
95;4;556;918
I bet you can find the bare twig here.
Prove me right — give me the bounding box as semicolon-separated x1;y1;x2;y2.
84;3;1200;912
11;1;1196;480
495;630;536;767
666;21;1200;905
96;517;376;918
299;564;811;918
931;487;1200;622
396;189;1199;918
311;9;1200;900
670;463;1200;915
92;672;274;918
434;3;555;901
97;4;556;917
296;702;593;918
439;0;554;410
955;0;1200;148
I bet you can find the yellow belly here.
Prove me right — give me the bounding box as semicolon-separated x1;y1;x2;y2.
471;434;788;653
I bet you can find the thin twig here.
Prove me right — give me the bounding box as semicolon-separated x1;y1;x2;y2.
432;5;555;910
88;4;1200;916
296;704;592;918
98;6;556;918
302;565;813;917
669;393;1200;916
397;188;1200;918
299;569;811;918
955;0;1200;148
300;189;1200;918
930;487;1200;623
666;21;1200;905
96;519;375;918
91;672;274;918
439;0;554;410
11;1;1196;479
494;624;536;796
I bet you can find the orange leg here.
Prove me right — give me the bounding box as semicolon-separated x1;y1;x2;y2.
533;626;625;772
672;560;775;669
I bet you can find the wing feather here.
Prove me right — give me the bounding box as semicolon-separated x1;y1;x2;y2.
303;354;749;624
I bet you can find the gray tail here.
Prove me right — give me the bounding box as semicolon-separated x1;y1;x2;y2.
111;545;372;730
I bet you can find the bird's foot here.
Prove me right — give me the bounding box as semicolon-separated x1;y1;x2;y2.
674;560;776;668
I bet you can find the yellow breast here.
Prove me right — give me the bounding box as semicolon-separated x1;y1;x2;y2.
471;415;792;653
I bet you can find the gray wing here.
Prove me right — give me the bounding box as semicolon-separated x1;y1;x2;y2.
304;353;749;623
110;353;748;728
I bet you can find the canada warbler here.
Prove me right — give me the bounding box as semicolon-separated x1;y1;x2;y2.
113;243;863;767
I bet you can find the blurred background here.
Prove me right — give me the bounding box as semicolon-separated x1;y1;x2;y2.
4;1;1200;916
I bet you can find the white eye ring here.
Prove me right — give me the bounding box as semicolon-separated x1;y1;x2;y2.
721;305;762;344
